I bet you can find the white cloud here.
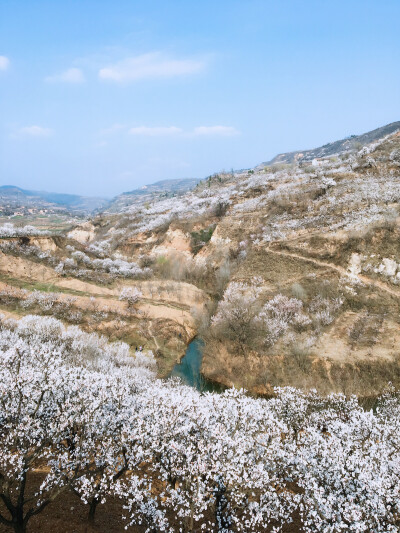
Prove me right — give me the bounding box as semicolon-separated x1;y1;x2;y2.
129;126;182;136
193;126;240;137
0;56;10;71
102;123;239;138
17;126;54;138
99;52;205;83
45;67;85;84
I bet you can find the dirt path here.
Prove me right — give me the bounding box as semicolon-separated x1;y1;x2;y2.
148;322;161;350
266;245;400;299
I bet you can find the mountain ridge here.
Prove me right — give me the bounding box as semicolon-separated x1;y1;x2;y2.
104;178;199;213
260;120;400;167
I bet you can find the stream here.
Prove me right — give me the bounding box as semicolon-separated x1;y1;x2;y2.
170;338;225;393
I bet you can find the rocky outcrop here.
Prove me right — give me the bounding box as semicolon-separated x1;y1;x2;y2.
67;222;96;244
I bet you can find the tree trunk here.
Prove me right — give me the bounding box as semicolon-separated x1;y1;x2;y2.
88;497;100;525
214;477;231;532
12;511;26;533
13;470;27;533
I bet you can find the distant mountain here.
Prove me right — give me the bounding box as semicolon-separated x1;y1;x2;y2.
123;178;199;196
0;178;199;217
24;189;108;213
105;178;199;212
260;120;400;167
0;185;108;215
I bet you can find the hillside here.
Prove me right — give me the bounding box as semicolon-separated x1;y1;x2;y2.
105;178;199;213
261;120;400;166
84;121;400;395
0;121;400;397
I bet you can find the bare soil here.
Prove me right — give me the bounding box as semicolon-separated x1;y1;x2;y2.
0;475;303;533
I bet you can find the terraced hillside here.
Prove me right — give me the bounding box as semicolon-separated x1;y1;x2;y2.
0;231;209;376
1;122;400;395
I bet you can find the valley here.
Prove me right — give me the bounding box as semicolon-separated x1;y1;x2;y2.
1;122;400;396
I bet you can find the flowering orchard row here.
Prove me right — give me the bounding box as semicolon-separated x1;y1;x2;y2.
0;315;399;532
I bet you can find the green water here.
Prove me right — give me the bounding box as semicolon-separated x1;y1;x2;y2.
170;338;225;393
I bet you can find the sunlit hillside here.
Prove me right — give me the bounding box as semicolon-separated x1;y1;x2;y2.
2;1;400;530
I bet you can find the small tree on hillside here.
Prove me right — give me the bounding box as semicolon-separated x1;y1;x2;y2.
210;278;263;352
119;287;143;312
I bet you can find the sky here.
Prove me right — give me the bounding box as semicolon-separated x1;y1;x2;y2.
0;0;399;198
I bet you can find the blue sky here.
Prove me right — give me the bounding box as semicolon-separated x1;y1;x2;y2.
0;0;399;197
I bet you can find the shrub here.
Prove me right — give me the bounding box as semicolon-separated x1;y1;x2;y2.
291;282;308;301
190;225;215;254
